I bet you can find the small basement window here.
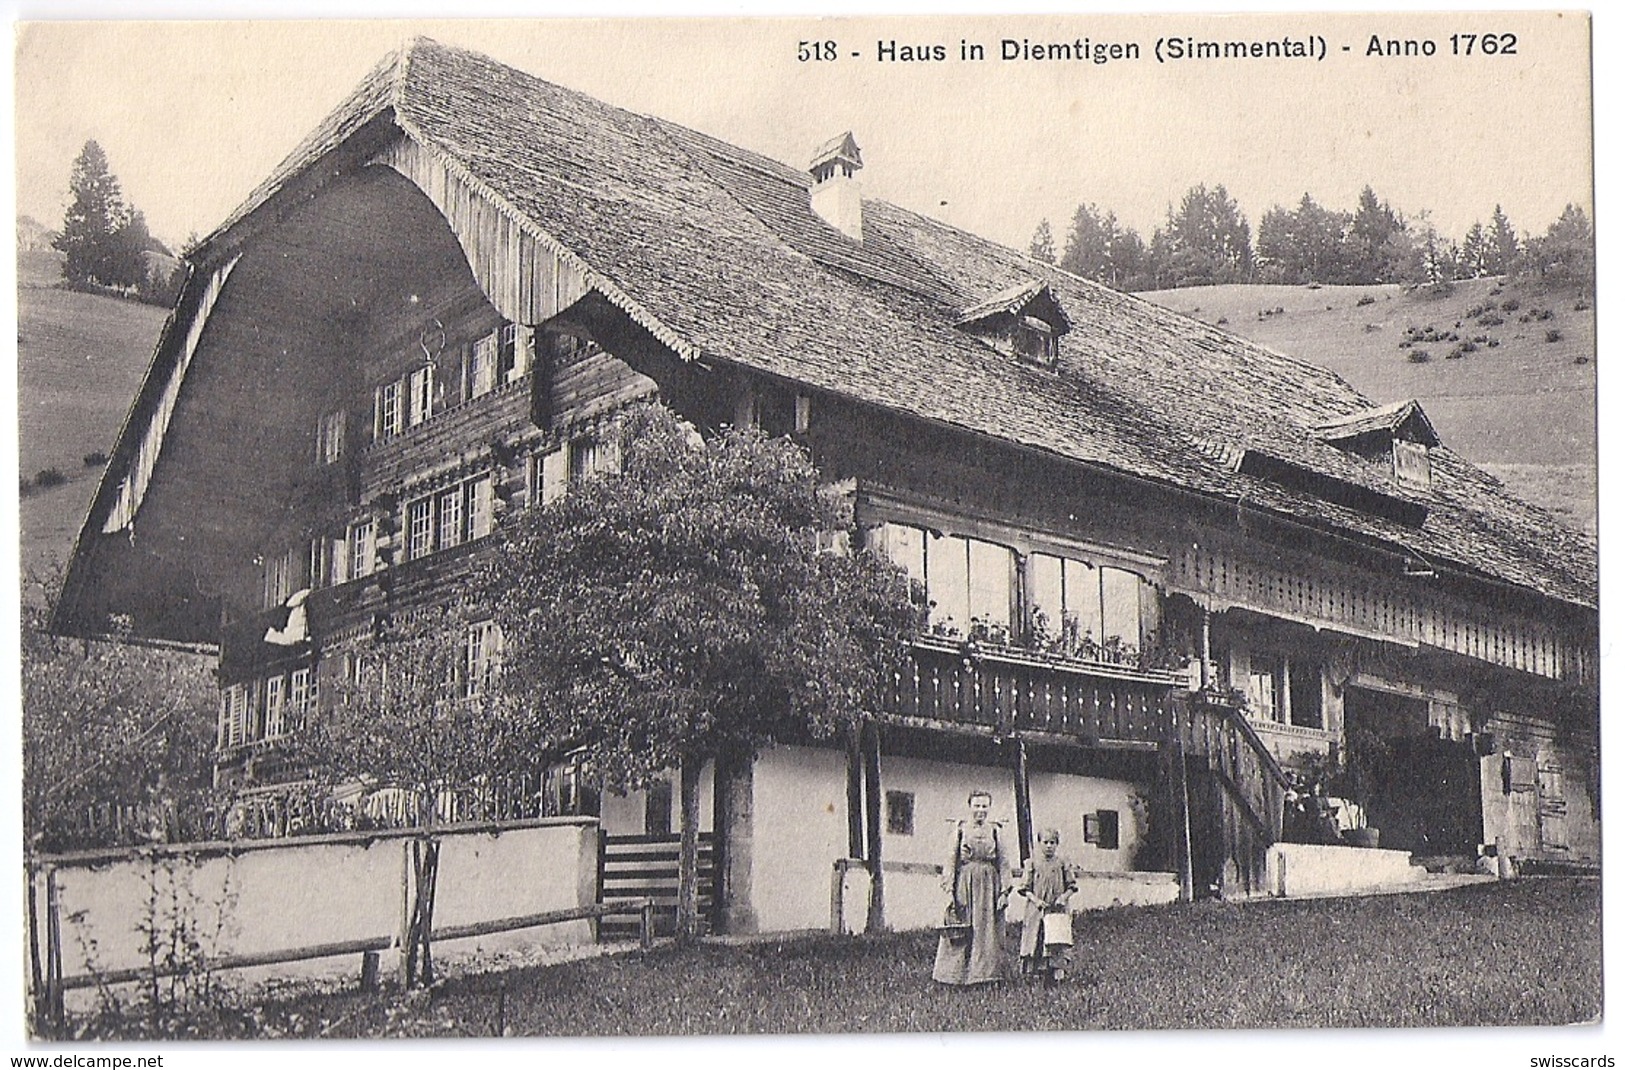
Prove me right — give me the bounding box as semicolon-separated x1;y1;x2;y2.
886;790;916;836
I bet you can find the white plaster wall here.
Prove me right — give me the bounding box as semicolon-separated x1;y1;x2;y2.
599;766;714;837
1027;769;1146;873
41;819;598;987
748;744;848;933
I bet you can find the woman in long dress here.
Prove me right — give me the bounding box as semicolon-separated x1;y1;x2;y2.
933;790;1012;985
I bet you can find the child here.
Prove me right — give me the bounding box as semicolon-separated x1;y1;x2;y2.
1013;827;1078;987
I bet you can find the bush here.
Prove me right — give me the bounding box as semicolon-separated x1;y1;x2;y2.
1356;294;1376;307
1574;355;1591;365
33;468;67;489
1535;308;1555;321
1408;350;1432;363
1216;317;1228;325
1456;340;1478;355
1501;298;1521;312
1545;329;1563;343
1489;286;1503;295
1477;313;1505;327
82;450;108;467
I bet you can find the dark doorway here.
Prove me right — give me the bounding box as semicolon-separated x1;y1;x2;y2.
1344;686;1481;856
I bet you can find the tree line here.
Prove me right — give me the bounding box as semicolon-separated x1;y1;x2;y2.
1029;185;1594;294
51;140;182;306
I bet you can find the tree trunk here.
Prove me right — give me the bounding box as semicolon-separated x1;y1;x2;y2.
676;754;704;945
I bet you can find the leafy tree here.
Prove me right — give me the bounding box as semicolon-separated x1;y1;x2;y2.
1151;184;1253;287
54;140;146;291
22;574;218;854
1028;219;1056;263
482;403;923;942
1516;203;1594;293
287;600;546;985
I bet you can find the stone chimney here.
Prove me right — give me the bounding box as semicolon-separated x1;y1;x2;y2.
809;132;863;242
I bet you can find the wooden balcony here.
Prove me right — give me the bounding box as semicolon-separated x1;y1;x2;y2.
886;636;1186;747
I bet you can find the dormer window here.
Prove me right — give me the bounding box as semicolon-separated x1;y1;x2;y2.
1014;316;1058;365
957;279;1070;369
1311;399;1439;493
1393;439;1431;490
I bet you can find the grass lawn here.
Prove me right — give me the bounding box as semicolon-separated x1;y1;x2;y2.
99;878;1597;1039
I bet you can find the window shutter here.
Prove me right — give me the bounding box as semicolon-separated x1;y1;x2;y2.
540;447;569;504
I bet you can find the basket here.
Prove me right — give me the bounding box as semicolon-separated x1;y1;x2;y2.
937;904;972;945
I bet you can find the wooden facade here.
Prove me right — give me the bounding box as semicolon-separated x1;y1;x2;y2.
55;40;1598;925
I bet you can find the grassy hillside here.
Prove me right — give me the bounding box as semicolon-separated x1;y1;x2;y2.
1140;277;1596;534
17;267;168;577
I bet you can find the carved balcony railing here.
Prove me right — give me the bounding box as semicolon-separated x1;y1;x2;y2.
885;636;1187;747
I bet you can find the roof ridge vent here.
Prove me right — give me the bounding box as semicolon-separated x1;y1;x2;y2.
809;132;863;242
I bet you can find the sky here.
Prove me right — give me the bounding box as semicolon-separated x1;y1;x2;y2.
11;11;1595;256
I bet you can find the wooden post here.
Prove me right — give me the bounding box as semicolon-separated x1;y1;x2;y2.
1176;743;1195;902
1012;736;1034;863
44;866;63;1028
25;863;43;1028
639;898;656;949
845;728;865;859
359;950;380;993
862;721;886;934
1199;606;1213;689
398;839;413;988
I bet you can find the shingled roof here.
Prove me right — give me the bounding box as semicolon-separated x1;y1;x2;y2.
156;38;1601;613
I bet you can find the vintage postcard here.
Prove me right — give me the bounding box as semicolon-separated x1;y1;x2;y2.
9;10;1602;1060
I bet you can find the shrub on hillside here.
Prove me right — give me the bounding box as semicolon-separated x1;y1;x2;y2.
82;450;108;468
1546;329;1563;343
1356;294;1376;307
33;468;67;489
1408;350;1432;363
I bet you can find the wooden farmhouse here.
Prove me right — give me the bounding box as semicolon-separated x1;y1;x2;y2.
54;40;1598;933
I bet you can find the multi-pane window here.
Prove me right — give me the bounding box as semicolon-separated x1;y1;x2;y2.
875;523;1014;636
461;621;503;698
406;365;435;427
1029;553;1145;655
466;332;498;400
263;548;297;608
530;436;619;507
407;497;435;561
264;675;287;739
404;476;494;561
316;409;345;464
498;323;534;385
462;323;533;401
375;380;404;441
289;668;313;730
348;519;376;580
1234;650;1324;728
